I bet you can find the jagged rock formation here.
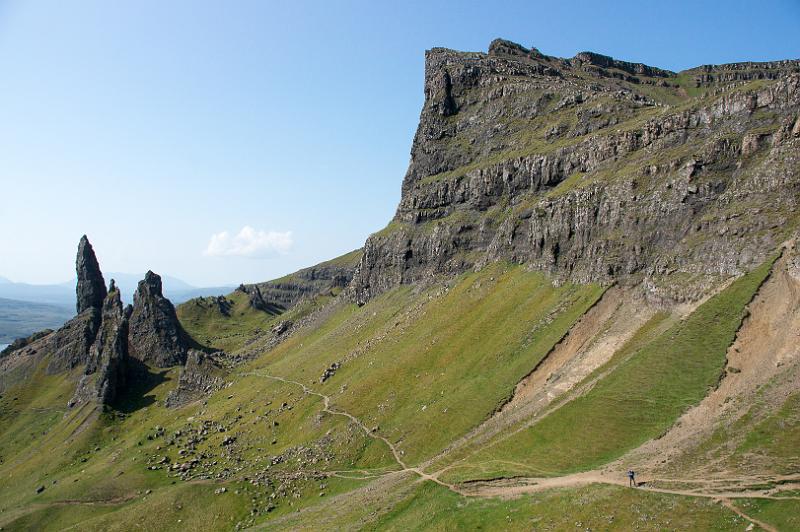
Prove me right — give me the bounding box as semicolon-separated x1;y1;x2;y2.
350;39;800;303
164;350;227;408
75;235;107;314
47;236;109;373
128;271;191;367
241;249;361;311
69;283;129;407
1;238;199;407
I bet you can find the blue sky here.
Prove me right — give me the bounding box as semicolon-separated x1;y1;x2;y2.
1;1;798;286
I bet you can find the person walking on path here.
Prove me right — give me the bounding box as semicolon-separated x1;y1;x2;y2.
627;469;636;487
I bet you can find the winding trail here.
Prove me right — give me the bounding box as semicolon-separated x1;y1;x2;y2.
244;369;798;532
245;371;462;493
459;471;800;501
721;499;778;532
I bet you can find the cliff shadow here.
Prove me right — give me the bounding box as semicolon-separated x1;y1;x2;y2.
111;358;171;413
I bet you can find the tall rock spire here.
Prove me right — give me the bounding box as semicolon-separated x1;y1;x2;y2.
69;280;129;407
75;235;107;314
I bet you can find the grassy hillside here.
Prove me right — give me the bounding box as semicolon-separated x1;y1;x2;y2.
0;264;605;529
177;290;281;353
1;257;798;531
253;262;605;464
285;479;746;531
445;256;776;480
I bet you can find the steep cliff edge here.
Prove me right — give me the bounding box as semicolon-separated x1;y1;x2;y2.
240;248;362;310
351;39;800;303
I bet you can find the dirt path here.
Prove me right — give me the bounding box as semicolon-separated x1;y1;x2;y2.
241;247;800;530
244;368;800;529
460;471;795;531
460;471;800;500
622;248;800;475
245;371;465;494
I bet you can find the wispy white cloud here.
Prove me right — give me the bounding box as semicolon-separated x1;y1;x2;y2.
203;226;293;258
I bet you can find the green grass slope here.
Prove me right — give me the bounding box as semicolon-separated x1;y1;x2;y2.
448;256;776;480
0;264;604;529
3;257;797;531
271;475;751;531
253;262;605;465
177;290;281;353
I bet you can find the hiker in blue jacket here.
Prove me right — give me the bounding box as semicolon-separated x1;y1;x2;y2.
627;469;636;487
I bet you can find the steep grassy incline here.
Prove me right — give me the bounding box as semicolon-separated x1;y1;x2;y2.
253;262;605;465
0;264;604;530
447;256;776;480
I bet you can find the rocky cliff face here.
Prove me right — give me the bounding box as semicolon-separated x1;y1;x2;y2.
164;350;227;408
350;39;800;303
241;249;362;311
128;271;192;367
69;284;129;406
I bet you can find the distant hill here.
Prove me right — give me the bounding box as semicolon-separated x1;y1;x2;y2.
0;273;234;307
0;274;233;343
0;297;73;343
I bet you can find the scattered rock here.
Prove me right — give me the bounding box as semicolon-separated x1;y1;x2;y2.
319;362;340;383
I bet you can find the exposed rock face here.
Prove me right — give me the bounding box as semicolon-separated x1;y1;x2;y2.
76;235;107;314
69;285;129;407
164;350;227;408
128;271;191;367
44;236;110;372
241;250;361;311
350;40;800;304
46;309;102;373
2;239;201;406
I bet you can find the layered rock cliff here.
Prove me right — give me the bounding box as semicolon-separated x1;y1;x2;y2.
350;39;800;303
240;249;362;310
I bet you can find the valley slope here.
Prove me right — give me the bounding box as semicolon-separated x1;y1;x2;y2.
1;40;799;531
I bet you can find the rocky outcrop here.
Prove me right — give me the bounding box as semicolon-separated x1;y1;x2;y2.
241;249;362;311
45;235;113;372
69;283;129;407
76;235;107;314
128;271;191;367
0;329;53;358
350;39;800;304
45;308;102;373
164;350;227;408
2;238;200;408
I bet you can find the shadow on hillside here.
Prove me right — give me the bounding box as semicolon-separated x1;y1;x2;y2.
111;358;170;414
